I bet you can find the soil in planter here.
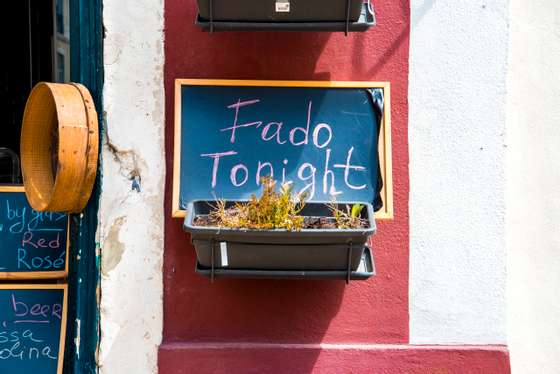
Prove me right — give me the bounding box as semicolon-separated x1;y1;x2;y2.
194;214;363;229
193;177;369;230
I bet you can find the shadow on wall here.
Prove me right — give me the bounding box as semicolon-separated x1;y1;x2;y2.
165;3;333;80
164;229;346;374
164;4;342;372
166;241;346;342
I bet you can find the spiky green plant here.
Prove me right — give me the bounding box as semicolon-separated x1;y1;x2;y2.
328;202;366;229
209;177;307;230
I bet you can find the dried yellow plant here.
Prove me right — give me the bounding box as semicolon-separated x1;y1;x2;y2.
209;177;307;230
327;202;366;229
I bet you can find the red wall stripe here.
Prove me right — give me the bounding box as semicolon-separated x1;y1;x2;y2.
159;344;510;374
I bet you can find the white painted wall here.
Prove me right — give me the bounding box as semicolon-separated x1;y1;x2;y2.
98;1;165;373
507;1;560;373
408;0;508;344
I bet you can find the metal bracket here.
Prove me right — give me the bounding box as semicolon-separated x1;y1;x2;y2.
346;241;353;284
209;0;214;33
345;0;352;36
210;238;215;282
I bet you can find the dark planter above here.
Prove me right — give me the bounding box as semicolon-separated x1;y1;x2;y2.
196;0;376;33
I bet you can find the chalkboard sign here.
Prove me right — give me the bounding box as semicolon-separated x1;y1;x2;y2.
0;187;69;279
173;79;393;219
0;285;67;374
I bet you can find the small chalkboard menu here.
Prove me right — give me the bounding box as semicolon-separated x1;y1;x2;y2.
173;79;393;219
0;285;67;374
0;187;69;279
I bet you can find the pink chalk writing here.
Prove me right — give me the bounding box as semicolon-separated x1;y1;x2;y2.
230;164;249;187
256;162;274;185
289;101;312;146
297;163;317;199
11;294;62;322
322;149;342;196
334;147;367;190
221;99;262;143
199;97;370;198
22;231;61;249
312;123;333;149
200;151;238;188
261;122;286;144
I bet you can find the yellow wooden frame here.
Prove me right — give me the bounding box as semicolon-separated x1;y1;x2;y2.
172;79;394;220
0;186;70;279
0;283;68;374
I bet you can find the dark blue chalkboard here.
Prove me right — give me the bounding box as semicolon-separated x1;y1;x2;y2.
0;286;66;373
178;84;384;209
0;191;68;277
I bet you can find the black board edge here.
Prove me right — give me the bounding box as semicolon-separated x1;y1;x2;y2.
195;246;376;281
196;3;376;32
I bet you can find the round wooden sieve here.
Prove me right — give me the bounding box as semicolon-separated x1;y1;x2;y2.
20;82;99;213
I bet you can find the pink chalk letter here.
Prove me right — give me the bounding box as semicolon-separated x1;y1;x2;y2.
222;99;262;143
200;151;238;188
333;147;366;190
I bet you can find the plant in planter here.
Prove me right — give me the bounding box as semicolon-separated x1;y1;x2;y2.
184;177;376;271
328;202;366;230
196;177;307;231
195;177;368;231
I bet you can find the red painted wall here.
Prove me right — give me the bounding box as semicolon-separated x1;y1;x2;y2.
160;344;511;374
162;0;410;352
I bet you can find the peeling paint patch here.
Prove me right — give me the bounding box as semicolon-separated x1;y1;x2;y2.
99;318;122;364
75;318;81;359
102;217;126;273
105;126;143;184
131;172;142;192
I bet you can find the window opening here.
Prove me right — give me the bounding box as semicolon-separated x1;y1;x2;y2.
0;1;69;184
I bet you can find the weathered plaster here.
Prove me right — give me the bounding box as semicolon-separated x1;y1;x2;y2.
99;0;165;373
103;216;126;273
409;0;508;343
507;1;560;372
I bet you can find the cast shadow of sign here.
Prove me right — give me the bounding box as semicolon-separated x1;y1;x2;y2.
164;229;347;373
165;1;334;81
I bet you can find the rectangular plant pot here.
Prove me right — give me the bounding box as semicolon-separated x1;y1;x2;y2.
195;246;376;280
197;0;365;22
184;201;376;271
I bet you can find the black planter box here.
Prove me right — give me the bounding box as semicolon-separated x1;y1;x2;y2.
197;0;365;22
184;201;376;271
195;6;375;33
195;246;376;280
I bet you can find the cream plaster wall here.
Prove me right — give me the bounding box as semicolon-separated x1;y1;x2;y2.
409;0;508;344
98;1;165;373
507;1;560;372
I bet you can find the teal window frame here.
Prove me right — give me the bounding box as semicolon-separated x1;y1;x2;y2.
64;0;103;372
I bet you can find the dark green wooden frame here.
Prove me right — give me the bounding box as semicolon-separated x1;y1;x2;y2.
65;0;103;372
